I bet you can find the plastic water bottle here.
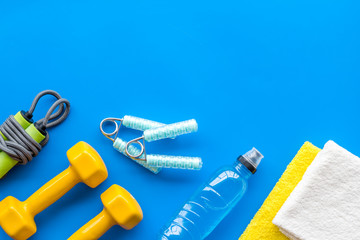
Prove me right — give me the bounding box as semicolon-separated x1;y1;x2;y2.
159;148;263;240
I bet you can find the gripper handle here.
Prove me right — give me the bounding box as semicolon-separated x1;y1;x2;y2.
143;119;198;142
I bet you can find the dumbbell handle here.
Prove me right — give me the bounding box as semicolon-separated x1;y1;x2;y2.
24;167;80;216
68;209;115;240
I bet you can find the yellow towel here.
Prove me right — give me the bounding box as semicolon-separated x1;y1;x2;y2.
239;142;321;240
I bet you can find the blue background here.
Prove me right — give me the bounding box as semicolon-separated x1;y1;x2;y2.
0;1;359;239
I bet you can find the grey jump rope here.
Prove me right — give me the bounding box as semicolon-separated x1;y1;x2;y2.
0;90;70;178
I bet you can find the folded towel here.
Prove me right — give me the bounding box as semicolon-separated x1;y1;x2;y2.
273;141;360;240
239;142;320;240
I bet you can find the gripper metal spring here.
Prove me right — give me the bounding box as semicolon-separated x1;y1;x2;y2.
113;138;161;174
100;115;167;173
100;115;167;141
114;138;202;170
125;119;198;159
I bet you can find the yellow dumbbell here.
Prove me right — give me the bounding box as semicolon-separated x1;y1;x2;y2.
0;141;108;240
68;184;143;240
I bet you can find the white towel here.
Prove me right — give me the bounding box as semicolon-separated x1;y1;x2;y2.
273;140;360;240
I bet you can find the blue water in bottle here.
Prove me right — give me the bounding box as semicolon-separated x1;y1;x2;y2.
159;148;263;240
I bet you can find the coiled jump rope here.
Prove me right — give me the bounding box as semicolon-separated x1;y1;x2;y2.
0;90;70;178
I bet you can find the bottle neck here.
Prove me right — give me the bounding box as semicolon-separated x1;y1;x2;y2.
233;161;252;179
